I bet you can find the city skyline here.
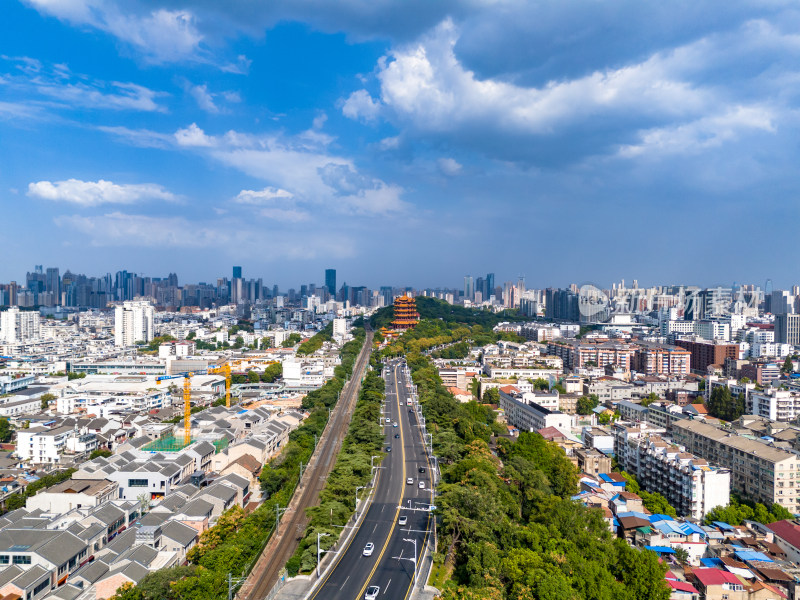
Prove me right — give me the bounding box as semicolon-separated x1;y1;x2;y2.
0;262;793;295
4;3;800;285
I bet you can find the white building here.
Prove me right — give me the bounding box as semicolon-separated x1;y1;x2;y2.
332;318;347;338
498;386;571;432
694;320;730;341
615;431;730;519
751;389;800;422
0;307;40;343
114;301;155;347
16;426;77;464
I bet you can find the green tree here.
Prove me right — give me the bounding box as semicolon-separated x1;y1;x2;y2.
40;393;56;411
0;418;12;442
482;387;500;405
90;448;112;459
640;392;659;407
247;370;260;384
707;386;745;421
576;396;598;415
282;333;303;348
233;336;244;349
674;547;689;564
598;412;611;425
260;363;282;383
186;331;196;340
783;356;794;374
532;377;549;391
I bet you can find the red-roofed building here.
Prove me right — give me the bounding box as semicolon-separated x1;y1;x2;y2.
667;578;700;600
765;520;800;564
690;569;748;600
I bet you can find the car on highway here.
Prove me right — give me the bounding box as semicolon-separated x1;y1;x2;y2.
385;417;391;423
418;466;426;473
386;446;391;452
393;421;398;427
418;480;425;489
394;433;400;438
363;543;374;556
407;400;412;405
398;515;407;525
406;477;413;485
365;586;380;600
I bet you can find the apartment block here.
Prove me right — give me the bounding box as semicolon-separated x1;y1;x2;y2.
114;301;154;348
615;432;730;519
498;386;571;433
632;345;691;375
674;339;739;373
0;307;40;343
671;419;800;512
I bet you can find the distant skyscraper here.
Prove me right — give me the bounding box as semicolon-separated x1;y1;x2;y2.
486;273;495;298
464;276;474;300
325;269;336;297
232;266;242;279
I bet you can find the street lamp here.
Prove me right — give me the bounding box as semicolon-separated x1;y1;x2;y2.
355;485;365;517
402;538;418;589
317;532;331;577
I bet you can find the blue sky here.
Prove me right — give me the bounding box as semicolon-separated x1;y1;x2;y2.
1;1;799;289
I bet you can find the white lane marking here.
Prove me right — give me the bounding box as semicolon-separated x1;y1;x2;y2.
340;575;350;590
384;579;392;594
372;523;378;534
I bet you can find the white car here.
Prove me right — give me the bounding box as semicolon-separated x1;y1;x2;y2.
363;542;374;557
406;477;413;485
393;421;398;427
385;417;391;423
418;480;425;489
398;515;407;525
365;586;380;600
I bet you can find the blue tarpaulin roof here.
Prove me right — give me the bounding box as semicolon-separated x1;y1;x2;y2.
734;550;774;563
680;522;707;538
701;558;724;567
650;514;675;522
713;521;737;531
645;546;676;554
654;521;686;536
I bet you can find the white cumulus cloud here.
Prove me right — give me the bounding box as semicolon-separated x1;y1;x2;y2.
175;123;216;147
27;178;177;206
342;89;382;121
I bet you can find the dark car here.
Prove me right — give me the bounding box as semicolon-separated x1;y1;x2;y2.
394;433;400;438
386;446;392;452
418;466;426;473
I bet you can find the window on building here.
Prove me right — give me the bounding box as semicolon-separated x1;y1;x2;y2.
128;479;149;487
13;555;31;565
0;555;8;564
33;578;49;596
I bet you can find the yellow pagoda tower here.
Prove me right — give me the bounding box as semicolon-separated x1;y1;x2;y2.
391;295;419;330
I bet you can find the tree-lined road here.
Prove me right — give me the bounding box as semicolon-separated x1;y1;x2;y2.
308;358;433;600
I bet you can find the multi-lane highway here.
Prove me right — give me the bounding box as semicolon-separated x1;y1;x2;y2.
308;358;433;600
240;331;374;600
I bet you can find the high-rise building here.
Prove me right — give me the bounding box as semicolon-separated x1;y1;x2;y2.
486;273;495;298
232;266;242;279
0;307;40;343
45;267;60;300
325;269;336;297
775;314;800;345
464;276;474;301
114;300;155;347
772;290;794;316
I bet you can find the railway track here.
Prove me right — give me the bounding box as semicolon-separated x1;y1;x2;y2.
239;330;374;600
